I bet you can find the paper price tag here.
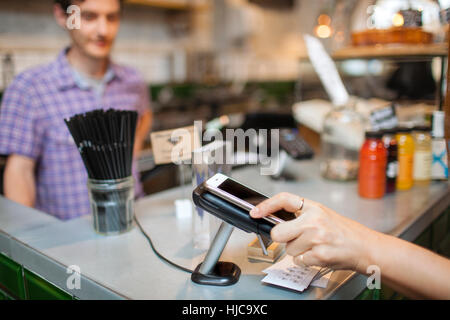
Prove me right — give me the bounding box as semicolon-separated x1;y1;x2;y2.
150;125;200;165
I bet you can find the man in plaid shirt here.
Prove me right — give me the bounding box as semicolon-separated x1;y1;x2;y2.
0;0;152;220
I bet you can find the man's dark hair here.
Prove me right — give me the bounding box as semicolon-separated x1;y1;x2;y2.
54;0;123;12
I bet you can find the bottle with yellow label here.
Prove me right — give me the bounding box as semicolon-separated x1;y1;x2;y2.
412;126;432;185
396;127;414;190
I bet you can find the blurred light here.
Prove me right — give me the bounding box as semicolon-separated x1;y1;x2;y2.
341;60;367;76
334;31;345;44
439;0;450;9
367;60;383;75
315;24;332;38
371;0;440;29
219;115;229;126
392;12;404;27
317;14;331;26
341;59;384;76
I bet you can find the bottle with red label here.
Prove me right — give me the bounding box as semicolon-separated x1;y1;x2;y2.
358;131;387;199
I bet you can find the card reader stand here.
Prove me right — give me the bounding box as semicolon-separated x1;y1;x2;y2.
191;222;241;286
191;184;274;286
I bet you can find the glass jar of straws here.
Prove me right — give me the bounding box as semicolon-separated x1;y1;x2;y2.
88;176;135;235
64;109;138;235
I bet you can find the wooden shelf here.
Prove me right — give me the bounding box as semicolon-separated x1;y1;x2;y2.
332;43;448;60
124;0;190;10
124;0;209;10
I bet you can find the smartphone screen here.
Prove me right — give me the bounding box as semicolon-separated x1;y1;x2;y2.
216;178;296;222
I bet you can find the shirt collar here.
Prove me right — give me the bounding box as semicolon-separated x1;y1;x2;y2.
53;47;123;90
71;64;115;90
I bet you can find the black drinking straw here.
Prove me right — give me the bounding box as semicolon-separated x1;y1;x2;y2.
64;109;138;180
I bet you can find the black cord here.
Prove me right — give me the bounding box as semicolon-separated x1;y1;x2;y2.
133;215;194;274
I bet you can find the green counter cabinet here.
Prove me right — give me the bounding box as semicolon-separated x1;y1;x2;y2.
0;253;26;299
432;208;449;252
356;288;379;300
23;269;72;300
0;290;13;300
0;253;72;300
442;207;450;257
0;289;7;300
414;226;432;249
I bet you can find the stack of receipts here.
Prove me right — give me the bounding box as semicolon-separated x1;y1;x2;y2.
262;255;333;292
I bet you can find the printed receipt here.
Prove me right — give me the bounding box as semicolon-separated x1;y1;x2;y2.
261;255;332;292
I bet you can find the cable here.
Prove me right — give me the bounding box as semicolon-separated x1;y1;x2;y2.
133;215;194;274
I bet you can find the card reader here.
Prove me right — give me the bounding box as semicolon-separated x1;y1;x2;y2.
192;183;274;239
191;183;277;286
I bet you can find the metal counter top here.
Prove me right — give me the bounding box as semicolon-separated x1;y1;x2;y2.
0;160;449;300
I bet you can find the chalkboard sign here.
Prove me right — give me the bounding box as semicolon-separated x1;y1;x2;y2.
369;104;398;131
399;9;422;27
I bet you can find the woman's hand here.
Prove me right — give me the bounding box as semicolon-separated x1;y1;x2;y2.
251;192;450;299
250;192;376;272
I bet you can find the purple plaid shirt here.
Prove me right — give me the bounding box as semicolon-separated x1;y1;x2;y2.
0;48;150;220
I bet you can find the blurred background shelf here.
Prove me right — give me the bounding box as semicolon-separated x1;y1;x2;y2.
330;42;448;110
332;43;448;61
124;0;208;10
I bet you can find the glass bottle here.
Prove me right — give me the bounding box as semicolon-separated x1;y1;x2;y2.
396;127;415;191
412;126;432;185
431;111;449;180
382;128;398;194
358;131;387;199
321;102;366;181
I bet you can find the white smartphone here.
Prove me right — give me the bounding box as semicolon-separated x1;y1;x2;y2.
204;173;297;225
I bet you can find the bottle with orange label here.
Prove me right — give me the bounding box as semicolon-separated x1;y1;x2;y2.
396;127;415;190
358;131;387;199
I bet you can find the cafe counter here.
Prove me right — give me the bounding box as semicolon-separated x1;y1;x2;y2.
0;160;449;300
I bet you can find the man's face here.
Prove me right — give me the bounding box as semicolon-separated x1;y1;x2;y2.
68;0;121;59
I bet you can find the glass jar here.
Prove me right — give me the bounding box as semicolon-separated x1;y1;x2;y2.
87;176;135;235
412;126;432;185
321;103;366;181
